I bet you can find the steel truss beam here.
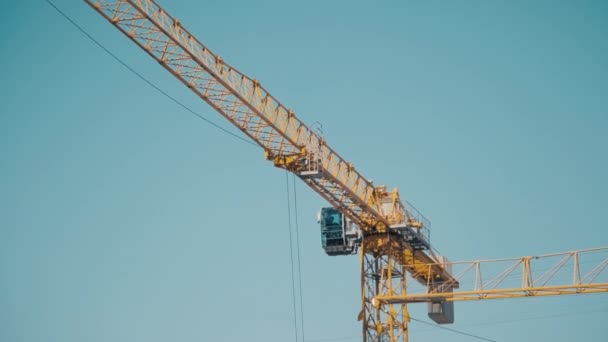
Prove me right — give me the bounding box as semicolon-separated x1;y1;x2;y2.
361;238;409;342
84;0;422;233
84;2;459;341
374;247;608;305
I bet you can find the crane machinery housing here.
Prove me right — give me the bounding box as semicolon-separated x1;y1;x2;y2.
85;1;608;341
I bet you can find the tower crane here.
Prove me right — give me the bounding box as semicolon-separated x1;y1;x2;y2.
84;1;608;341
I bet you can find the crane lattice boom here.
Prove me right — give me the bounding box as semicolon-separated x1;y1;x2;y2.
375;246;608;305
86;0;407;233
85;0;455;280
85;1;608;341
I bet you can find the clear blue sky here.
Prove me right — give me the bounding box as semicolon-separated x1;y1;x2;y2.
1;1;607;341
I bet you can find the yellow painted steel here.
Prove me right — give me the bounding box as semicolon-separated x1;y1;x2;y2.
359;237;411;341
85;0;399;232
84;1;608;341
82;0;439;235
84;2;456;340
374;247;608;305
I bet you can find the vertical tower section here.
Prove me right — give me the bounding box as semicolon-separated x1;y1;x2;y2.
360;236;410;342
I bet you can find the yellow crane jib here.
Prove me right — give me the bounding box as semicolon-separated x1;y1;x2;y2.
84;0;469;339
374;247;608;305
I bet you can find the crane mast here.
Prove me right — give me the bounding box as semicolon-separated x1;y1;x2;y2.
85;1;608;341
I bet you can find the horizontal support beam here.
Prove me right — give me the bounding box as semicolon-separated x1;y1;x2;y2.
374;283;608;304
